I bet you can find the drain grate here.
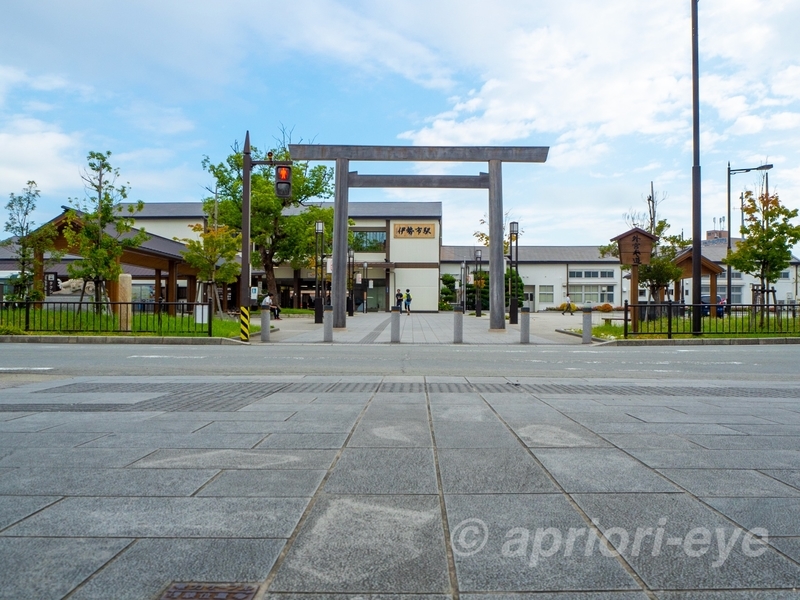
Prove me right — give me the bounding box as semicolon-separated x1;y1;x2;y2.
472;383;526;393
428;383;475;393
521;384;800;398
378;382;425;393
327;382;380;393
159;582;258;599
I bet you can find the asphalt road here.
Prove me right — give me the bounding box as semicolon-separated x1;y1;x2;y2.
2;342;800;381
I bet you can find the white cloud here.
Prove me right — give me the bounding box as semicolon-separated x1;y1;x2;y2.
115;102;194;136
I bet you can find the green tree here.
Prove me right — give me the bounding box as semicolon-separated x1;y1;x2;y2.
504;267;524;307
2;181;61;301
202;135;334;297
175;223;241;316
439;273;456;310
473;211;521;254
725;188;800;303
63;151;149;308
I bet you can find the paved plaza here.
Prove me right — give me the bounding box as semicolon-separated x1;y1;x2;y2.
0;363;799;598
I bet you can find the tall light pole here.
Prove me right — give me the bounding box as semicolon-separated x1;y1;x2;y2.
475;248;482;317
461;261;466;311
347;247;355;317
691;0;702;335
314;220;324;324
509;221;519;324
362;261;368;313
727;163;772;309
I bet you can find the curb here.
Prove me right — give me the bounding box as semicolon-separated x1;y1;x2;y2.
598;337;800;346
0;335;247;345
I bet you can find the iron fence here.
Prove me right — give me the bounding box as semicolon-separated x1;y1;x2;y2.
0;299;214;337
623;300;800;338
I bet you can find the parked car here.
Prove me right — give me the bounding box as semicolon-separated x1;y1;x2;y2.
701;295;724;317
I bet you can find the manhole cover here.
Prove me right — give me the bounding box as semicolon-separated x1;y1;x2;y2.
159;582;258;599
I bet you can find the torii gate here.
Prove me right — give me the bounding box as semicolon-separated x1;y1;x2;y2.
288;145;549;330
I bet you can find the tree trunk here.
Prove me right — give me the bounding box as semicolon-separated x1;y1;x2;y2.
258;246;279;298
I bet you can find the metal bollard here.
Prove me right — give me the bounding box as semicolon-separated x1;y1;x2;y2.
520;306;530;344
323;305;333;342
454;305;463;343
260;309;270;342
582;304;593;344
391;306;400;343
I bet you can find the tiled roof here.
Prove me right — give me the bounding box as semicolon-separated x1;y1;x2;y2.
441;245;619;264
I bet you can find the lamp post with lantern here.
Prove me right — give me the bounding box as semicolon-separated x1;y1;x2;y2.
314;220;325;324
509;221;520;324
475;248;483;317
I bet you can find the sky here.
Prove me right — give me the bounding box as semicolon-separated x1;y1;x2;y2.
1;0;799;249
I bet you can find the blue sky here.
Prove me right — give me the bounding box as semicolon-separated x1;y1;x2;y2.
1;0;799;248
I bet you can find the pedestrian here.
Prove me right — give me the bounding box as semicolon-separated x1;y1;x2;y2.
562;294;573;315
404;289;412;315
395;288;404;311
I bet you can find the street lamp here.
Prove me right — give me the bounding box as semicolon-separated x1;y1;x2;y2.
461;261;466;311
509;221;519;324
727;163;772;309
347;247;355;317
314;220;324;324
362;262;368;313
475;248;482;317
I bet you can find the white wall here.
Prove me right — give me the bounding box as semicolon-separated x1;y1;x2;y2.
133;218;204;241
394;267;439;311
389;221;439;264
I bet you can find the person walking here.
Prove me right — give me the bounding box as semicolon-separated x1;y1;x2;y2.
562;294;573;315
404;289;412;315
395;288;404;311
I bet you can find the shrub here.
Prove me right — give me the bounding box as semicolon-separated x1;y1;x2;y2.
557;302;576;312
0;325;26;335
596;303;614;313
438;299;454;311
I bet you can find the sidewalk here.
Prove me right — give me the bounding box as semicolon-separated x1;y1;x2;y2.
266;310;588;344
0;374;798;598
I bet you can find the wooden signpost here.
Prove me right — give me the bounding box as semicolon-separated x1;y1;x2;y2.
611;227;658;333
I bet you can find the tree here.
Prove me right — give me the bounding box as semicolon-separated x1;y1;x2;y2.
202;133;334;298
725;187;800;304
439;273;457;310
175;223;241;316
1;181;61;301
63;151;149;308
599;186;689;302
473;211;522;254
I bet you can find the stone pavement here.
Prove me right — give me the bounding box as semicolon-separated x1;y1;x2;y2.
266;310;587;344
0;374;799;599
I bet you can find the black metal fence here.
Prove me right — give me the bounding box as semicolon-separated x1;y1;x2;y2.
0;299;214;337
624;300;800;338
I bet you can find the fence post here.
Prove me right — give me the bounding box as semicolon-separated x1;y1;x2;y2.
323;305;333;342
25;299;30;332
520;306;530;344
667;300;673;339
260;306;270;342
454;305;463;344
582;304;593;344
208;298;213;337
391;305;400;343
624;300;629;339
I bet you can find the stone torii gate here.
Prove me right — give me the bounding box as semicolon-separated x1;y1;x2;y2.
288;145;549;330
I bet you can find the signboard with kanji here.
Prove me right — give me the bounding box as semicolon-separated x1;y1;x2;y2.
393;223;436;239
611;227;657;266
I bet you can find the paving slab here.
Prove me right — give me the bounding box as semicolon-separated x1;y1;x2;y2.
67;538;284;600
0;537;132;600
270;494;449;593
348;421;433;447
80;432;268;448
2;496;309;538
533;448;679;493
197;469;326;497
657;469;800;497
444;493;639;592
0;447;154;468
0;495;61;530
432;423;520;448
759;470;800;491
129;448;338;470
256;432;350;449
702;497;800;536
324;448;437;495
0;467;218;497
438;448;558;494
573;493;800;590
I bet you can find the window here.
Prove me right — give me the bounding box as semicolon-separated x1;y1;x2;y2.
600;270;614;278
781;271;790;279
568;284;610;303
584;270;599;278
732;271;742;279
568;271;583;278
539;285;554;303
600;285;614;303
351;231;386;252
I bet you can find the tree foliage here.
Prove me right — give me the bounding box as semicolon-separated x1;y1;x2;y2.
725;188;800;294
202;133;334;297
63;151;149;305
2;181;61;301
473;211;522;254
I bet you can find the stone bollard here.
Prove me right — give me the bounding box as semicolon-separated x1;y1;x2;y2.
520;306;530;344
454;305;463;344
260;309;270;342
323;305;333;342
390;306;400;343
582;304;593;344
